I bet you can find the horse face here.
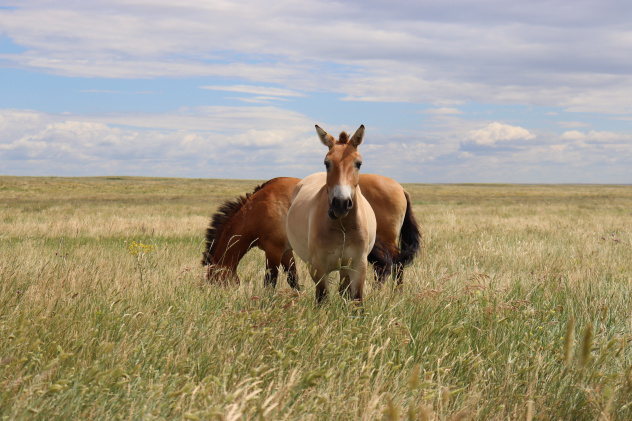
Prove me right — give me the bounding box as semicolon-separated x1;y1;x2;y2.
315;125;365;220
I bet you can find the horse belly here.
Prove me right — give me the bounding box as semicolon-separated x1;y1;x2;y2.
359;174;406;246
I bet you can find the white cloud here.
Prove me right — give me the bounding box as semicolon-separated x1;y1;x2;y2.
463;122;536;146
560;130;586;141
229;96;291;104
0;107;320;178
420;107;463;115
557;121;591;128
2;1;632;112
74;106;311;133
1;1;632;183
2;107;631;183
560;130;630;143
200;85;304;98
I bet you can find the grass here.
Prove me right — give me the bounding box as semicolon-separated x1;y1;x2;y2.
1;176;632;419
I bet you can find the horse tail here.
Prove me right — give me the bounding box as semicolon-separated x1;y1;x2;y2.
368;234;394;272
394;190;421;268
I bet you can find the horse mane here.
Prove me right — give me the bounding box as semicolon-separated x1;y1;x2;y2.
338;131;349;144
201;180;270;266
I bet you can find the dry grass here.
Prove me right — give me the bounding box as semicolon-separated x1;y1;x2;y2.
1;176;632;420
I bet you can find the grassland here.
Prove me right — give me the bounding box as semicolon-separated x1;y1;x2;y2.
1;176;632;420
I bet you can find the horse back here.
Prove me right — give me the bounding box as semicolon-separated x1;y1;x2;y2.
358;174;407;245
246;177;300;251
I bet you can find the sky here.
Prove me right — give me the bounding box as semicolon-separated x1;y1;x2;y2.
1;0;631;183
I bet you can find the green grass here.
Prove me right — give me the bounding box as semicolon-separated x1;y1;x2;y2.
1;176;632;419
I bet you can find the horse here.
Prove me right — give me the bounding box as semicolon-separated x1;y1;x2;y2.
361;174;420;284
201;176;421;288
201;176;300;287
285;124;377;303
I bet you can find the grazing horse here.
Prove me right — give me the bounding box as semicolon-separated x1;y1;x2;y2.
285;124;378;303
201;177;300;286
201;177;421;288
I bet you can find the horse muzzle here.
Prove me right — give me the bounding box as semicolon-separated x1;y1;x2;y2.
328;196;353;220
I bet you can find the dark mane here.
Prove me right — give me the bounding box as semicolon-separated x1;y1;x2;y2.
201;180;270;266
337;131;349;144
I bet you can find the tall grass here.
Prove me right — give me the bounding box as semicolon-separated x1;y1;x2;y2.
1;176;632;419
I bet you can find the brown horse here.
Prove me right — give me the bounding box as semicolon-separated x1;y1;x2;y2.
201;176;300;287
201;156;421;288
201;178;420;288
286;125;376;302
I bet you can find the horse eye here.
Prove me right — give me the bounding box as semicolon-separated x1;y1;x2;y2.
355;161;362;169
324;160;331;170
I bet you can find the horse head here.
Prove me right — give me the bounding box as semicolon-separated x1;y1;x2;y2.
205;263;240;285
315;124;365;220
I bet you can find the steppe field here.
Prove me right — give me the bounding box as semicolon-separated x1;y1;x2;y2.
1;176;632;420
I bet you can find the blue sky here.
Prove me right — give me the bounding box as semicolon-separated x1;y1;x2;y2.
1;1;631;183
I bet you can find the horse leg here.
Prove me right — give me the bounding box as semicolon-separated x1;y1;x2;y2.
281;249;300;290
338;273;352;299
264;251;282;288
264;261;279;288
372;263;389;285
310;265;329;304
341;261;367;303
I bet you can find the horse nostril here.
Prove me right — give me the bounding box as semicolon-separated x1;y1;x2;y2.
330;196;352;217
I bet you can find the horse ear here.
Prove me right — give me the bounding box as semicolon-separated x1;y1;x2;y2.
350;125;365;147
315;125;335;148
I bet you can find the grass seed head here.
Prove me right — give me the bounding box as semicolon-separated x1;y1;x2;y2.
564;316;575;366
580;322;594;367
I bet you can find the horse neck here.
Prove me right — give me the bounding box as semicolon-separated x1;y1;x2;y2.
211;219;255;270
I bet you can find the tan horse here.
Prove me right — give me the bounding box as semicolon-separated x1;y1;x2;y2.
201;174;421;286
285;125;377;303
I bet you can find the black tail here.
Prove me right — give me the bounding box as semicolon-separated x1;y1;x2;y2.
368;235;394;268
368;234;394;281
394;190;421;267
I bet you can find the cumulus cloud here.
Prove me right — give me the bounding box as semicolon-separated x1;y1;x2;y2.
0;108;321;179
463;122;536;146
2;107;631;183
